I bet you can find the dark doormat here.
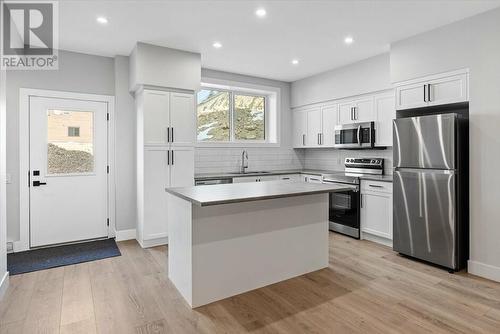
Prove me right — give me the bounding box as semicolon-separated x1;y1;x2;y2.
7;238;121;275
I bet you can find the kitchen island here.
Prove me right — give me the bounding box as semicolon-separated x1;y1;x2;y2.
165;180;352;307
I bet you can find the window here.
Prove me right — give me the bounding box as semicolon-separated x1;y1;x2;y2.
197;88;267;143
68;126;80;137
47;110;94;174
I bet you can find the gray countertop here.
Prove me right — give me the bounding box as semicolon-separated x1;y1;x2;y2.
166;180;354;207
195;169;393;183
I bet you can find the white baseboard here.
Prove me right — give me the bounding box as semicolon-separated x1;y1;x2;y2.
468;260;500;283
137;237;168;248
361;232;393;248
115;229;137;242
0;271;9;300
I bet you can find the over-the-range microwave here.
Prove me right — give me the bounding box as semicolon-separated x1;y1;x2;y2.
334;121;375;149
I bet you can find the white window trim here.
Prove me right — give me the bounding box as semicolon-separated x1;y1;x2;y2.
196;77;281;148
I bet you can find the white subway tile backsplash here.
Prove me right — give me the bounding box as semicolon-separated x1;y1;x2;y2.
194;147;305;174
195;147;392;175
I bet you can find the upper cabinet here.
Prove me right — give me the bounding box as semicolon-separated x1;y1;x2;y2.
395;70;468;110
338;97;374;125
292;104;338;148
374;93;396;147
292;110;307;148
321;104;338;147
293;90;394;148
142;90;195;146
306;107;322;147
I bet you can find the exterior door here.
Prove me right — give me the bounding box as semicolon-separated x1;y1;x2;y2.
29;96;109;247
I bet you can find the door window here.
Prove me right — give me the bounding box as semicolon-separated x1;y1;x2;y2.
47;109;94;174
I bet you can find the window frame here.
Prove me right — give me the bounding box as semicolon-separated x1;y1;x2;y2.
196;80;280;148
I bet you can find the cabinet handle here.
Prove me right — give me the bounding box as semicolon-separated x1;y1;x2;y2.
424;84;427;102
369;184;384;188
171;127;174;142
317;133;320;145
360;194;363;208
167;150;170;165
350;107;353;120
302;134;306;146
167;127;170;143
427;84;431;102
171;150;174;165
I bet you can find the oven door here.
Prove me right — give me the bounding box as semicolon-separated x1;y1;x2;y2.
334;122;374;149
327;184;360;238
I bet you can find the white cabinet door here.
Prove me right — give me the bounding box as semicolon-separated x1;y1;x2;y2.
144;148;169;240
292;111;307;148
396;81;427;110
169;147;194;188
338;102;354;125
306;108;322;147
232;176;259;183
143;90;170;145
374;93;396;147
361;191;393;240
353;98;374;123
170;92;195;146
321;104;337;147
259;175;279;182
428;73;468;106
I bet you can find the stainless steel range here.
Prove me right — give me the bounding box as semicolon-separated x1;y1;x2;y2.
323;158;384;238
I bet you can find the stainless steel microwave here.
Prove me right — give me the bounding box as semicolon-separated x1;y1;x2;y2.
334;121;375;149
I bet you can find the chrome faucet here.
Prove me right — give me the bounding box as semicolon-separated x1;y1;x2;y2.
241;150;249;173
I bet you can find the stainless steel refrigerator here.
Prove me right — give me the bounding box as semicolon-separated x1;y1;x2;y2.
393;112;468;271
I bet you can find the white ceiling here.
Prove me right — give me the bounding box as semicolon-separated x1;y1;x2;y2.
59;0;500;82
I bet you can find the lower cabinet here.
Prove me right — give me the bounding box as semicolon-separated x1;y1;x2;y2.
232;175;279;183
139;146;194;248
360;180;393;246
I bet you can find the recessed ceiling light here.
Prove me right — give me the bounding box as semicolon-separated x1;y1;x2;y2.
96;16;108;25
255;8;267;18
344;36;354;45
212;42;222;49
291;59;299;65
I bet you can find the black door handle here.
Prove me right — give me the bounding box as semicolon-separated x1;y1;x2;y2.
33;181;47;187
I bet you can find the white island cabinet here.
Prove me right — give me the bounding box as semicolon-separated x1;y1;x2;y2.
165;181;351;308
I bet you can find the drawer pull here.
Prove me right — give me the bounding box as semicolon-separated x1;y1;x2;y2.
369;184;384;188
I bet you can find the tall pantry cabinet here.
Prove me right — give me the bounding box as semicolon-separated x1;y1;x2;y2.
136;89;195;247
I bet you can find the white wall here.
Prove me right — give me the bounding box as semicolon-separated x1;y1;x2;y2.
390;7;500;281
6;50;115;242
196;69;304;174
114;56;137;231
291;53;391;108
0;68;8;298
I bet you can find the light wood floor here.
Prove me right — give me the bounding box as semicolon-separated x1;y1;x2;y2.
2;233;500;333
